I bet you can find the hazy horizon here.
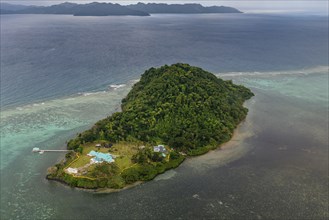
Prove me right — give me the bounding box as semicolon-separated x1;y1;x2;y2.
1;10;328;219
1;0;328;15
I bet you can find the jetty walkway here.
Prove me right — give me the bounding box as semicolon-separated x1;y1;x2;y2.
32;147;72;154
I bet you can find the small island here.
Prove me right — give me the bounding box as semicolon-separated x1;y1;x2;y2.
47;64;254;190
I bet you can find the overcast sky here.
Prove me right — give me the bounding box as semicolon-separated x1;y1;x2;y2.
2;0;328;15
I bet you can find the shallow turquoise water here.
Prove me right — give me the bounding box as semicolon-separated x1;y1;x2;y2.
0;84;132;170
1;68;328;219
1;13;328;220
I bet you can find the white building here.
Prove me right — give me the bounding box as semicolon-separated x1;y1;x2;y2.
153;145;167;153
66;167;78;174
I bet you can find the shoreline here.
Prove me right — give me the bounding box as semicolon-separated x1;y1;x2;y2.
46;99;254;193
45;64;254;192
182;98;255;171
47;176;144;193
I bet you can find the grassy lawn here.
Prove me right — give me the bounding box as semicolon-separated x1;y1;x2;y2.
82;144;112;154
70;155;91;168
109;142;139;156
115;156;133;170
68;141;140;170
110;142;140;171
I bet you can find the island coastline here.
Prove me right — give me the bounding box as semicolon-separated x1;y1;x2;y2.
47;109;253;193
46;64;254;191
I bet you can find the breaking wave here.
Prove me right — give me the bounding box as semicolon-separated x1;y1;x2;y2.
216;66;328;78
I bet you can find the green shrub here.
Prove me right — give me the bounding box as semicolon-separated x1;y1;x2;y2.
169;151;180;160
64;63;253;156
122;168;140;184
107;176;125;189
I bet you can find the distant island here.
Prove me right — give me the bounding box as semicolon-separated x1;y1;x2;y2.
0;2;242;16
127;3;242;14
46;64;254;190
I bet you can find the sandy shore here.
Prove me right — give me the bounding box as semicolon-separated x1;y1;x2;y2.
182;99;255;172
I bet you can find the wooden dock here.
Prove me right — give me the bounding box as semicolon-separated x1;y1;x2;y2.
32;147;72;154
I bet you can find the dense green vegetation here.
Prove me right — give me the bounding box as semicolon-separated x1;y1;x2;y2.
47;63;253;189
67;63;253;153
47;147;185;189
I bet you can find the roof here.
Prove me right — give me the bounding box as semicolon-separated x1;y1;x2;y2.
67;167;78;174
153;145;167;153
88;150;114;163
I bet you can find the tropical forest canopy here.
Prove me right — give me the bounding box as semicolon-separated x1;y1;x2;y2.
68;63;254;154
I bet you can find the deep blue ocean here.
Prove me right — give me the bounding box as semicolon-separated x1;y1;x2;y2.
1;14;328;108
0;14;328;219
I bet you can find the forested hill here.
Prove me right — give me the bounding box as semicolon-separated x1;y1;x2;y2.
127;3;242;14
68;64;254;155
0;2;150;16
0;2;242;16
